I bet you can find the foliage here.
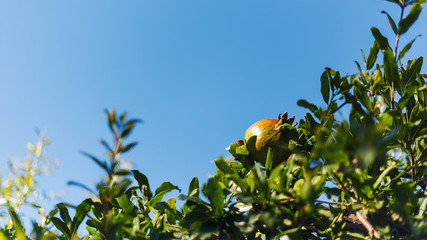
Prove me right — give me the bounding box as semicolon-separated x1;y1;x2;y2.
2;0;427;239
0;132;58;239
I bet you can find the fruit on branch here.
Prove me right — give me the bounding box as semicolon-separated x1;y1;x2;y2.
244;112;296;167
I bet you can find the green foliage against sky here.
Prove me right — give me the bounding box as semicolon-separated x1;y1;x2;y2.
1;0;427;239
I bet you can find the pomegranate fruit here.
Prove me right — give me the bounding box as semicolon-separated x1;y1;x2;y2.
244;112;295;167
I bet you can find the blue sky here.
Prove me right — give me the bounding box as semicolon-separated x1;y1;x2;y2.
1;0;426;224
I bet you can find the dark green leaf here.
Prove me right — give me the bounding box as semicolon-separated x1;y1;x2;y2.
398;35;421;61
367;41;380;70
297;99;318;113
397;3;422;35
321;71;330;104
100;139;112;153
67;181;97;195
188;177;199;197
81;151;109;173
114;169;131;176
56;203;72;226
120;142;138;153
383;48;400;89
354;81;371;111
105;109;116;134
71;199;92;234
381;11;398;34
370;27;391;51
132;170;153;202
265;147;273;174
51;217;71;238
405;57;423;83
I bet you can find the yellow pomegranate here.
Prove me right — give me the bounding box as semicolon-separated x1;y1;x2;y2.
244;113;295;167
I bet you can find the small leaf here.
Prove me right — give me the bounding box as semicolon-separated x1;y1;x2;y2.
67;181;97;195
381;11;398;34
105;109;116;134
155;182;180;196
353;81;370;111
132;170;153;202
214;158;234;175
265;147;273;174
81;151;109;173
366;41;380;70
297;99;318;113
373;164;398;190
405;57;423;83
120;142;138;153
321;71;330;104
188;177;199;197
398;35;421;61
114;169;131;176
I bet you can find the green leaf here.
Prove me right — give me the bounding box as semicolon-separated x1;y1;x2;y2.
8;207;24;231
370;27;391;51
353;81;371;111
214;158;235;175
265;147;273;174
106;109;117;134
148;182;180;208
297;99;318;113
383;48;400;89
405;57;423;83
132;170;153;202
398;35;421;61
114;169;131;176
321;71;330;104
155;182;180;196
397;3;422;35
202;178;225;215
71;199;92;234
252;166;269;199
188;177;199;197
51;217;71;238
56;203;72;226
178;194;211;209
118;193;135;214
366;41;380;70
381;11;398;34
120;142;138;153
81;151;109;173
373;164;398;190
120;119;141;138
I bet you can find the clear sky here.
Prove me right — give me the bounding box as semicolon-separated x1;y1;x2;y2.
1;0;426;224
